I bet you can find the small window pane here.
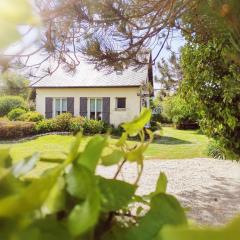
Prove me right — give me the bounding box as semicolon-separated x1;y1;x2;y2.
96;99;102;112
90;99;95;112
55;99;61;116
117;98;126;109
62;99;67;113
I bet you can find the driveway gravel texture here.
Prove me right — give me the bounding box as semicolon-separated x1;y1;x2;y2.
97;158;240;226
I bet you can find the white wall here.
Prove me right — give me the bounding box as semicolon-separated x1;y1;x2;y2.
35;87;141;126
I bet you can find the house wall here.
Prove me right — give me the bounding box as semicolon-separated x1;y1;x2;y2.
35;87;141;126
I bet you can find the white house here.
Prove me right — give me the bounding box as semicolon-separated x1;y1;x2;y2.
32;62;153;126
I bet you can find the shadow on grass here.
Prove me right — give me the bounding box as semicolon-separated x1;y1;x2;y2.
153;136;192;145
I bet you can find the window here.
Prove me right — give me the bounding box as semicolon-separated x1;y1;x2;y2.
54;98;67;116
116;97;126;109
89;98;102;120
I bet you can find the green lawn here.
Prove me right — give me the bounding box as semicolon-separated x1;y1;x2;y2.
1;127;209;162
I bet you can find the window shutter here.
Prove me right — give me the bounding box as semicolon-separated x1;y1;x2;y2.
80;97;88;117
67;97;74;116
102;97;110;123
45;97;53;119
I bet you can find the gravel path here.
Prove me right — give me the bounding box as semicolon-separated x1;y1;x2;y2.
98;158;240;226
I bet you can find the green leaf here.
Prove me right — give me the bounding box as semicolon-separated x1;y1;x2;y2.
155;172;168;194
78;135;107;172
0;148;12;168
42;176;65;215
160;215;240;240
0;171;24;198
67;189;101;236
20;219;73;240
12;153;40;177
125;144;148;163
122;108;152;136
0;166;61;217
65;132;82;164
116;132;128;147
101;150;124;166
0;0;40;50
98;177;136;212
107;193;187;240
66;164;95;199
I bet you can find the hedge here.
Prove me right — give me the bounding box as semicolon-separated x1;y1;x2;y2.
0;120;35;139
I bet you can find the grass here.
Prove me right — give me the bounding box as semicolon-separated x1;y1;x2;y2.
1;127;209;162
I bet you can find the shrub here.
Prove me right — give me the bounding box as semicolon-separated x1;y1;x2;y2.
181;40;240;158
69;117;85;134
207;141;226;160
35;119;56;133
162;95;199;129
82;118;105;134
111;124;124;136
0;120;35;139
0;96;27;117
53;113;72;131
7;108;27;121
19;111;44;122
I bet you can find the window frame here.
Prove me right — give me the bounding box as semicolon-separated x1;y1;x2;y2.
115;97;126;110
53;97;67;117
88;98;103;120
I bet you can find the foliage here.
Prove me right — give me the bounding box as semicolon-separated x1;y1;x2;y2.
162;95;199;129
7;108;27;121
34;119;56;133
0;120;35;139
181;0;240;65
110;124;124;137
19;111;44;122
180;40;240;158
0;71;30;99
34;114;108;135
155;53;182;100
0;0;39;51
0;108;239;239
207;141;226;160
82;118;106;135
69;117;85;134
0;95;27;117
53;113;73;131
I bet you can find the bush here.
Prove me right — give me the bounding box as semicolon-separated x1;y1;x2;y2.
0;120;35;139
35;119;56;133
207;141;226;160
19;111;44;122
82;118;105;134
7;108;27;121
69;117;85;134
162;95;199;129
111;124;124;136
0;96;27;117
53;113;72;131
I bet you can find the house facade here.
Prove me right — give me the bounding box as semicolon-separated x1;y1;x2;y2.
32;62;153;126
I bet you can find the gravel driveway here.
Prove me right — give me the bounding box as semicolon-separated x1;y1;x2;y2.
98;158;240;226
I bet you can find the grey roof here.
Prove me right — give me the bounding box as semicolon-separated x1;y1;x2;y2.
32;62;148;88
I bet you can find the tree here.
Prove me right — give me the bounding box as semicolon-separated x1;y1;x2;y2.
162;94;199;129
0;0;198;79
180;40;240;158
155;53;182;100
0;71;30;99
